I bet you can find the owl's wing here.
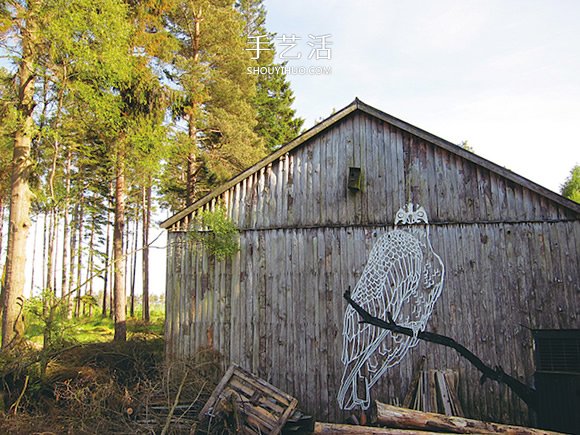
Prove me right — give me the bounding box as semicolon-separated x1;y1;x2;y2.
340;231;423;387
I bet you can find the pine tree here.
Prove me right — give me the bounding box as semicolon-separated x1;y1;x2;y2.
0;68;16;319
236;0;303;151
1;0;41;347
165;0;266;208
121;0;173;327
0;0;132;347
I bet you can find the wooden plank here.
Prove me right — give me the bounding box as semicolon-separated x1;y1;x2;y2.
261;164;271;229
250;231;260;372
337;118;348;225
345;115;357;224
419;371;434;412
319;131;328;225
436;371;453;416
314;422;456;434
371;115;384;223
311;135;321;225
199;364;237;417
272;229;284;391
358;112;368;224
241;233;252;369
374;402;563;434
293;229;306;407
316;228;330;421
295;148;304;226
384;123;395;220
394;126;406;210
237;177;246;229
332;123;343;225
283;229;294;395
327;229;342;422
275;156;283;227
257;230;267;378
372;118;386;222
403;356;426;408
222;255;231;359
444;370;464;417
304;229;317;415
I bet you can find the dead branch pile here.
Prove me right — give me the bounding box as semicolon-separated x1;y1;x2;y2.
0;340;224;434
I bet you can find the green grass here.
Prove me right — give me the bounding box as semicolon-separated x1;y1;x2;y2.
25;308;165;345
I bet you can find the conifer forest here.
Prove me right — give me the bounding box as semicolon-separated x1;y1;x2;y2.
0;1;303;432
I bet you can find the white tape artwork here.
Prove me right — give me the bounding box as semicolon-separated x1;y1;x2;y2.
338;204;445;410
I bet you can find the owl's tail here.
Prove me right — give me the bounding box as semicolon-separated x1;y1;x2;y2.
337;364;370;411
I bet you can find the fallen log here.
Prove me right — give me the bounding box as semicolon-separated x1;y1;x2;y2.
373;402;562;435
313;422;454;434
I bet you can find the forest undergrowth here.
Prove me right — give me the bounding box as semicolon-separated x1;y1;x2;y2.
0;314;224;434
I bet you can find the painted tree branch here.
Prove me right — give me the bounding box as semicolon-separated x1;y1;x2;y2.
343;290;538;410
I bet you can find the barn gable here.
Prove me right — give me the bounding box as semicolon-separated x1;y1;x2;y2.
162;99;580;427
161;98;580;231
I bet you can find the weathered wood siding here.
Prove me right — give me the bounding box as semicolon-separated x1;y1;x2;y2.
165;111;580;425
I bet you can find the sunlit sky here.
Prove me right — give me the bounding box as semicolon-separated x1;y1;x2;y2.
25;1;580;297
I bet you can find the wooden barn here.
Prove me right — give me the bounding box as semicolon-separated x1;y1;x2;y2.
160;99;580;429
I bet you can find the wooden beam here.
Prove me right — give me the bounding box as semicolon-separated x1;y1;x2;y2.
313;421;455;434
373;402;563;435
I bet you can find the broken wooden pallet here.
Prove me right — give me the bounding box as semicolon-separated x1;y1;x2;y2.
199;364;298;435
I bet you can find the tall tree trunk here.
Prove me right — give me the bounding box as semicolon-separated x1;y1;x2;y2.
124;214;129;293
0;196;4;270
0;196;4;320
42;211;48;290
68;203;78;319
102;202;111;317
61;150;71;303
86;216;95;317
43;208;57;348
186;117;198;206
113;149;127;341
43;208;56;326
45;208;55;295
2;3;38;348
75;192;84;317
29;215;38;296
130;212;138;318
142;182;151;322
185;13;201;206
109;242;114;319
52;209;59;294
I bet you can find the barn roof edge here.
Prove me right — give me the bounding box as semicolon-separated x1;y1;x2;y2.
160;99;580;229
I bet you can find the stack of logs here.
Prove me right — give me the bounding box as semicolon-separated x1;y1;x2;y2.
313;402;563;434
